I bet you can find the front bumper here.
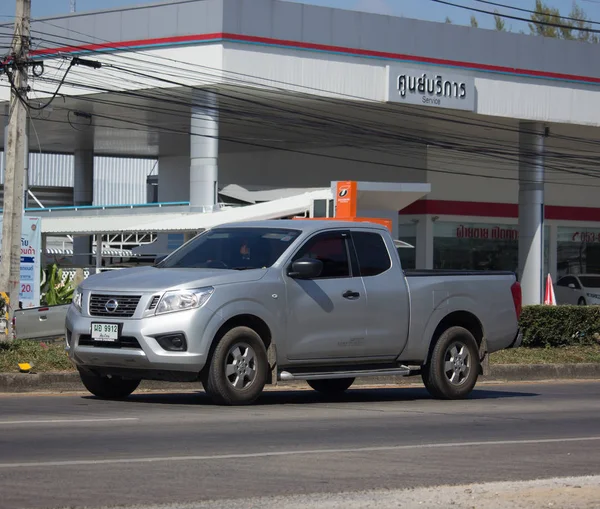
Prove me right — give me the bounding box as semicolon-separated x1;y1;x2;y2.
65;305;211;375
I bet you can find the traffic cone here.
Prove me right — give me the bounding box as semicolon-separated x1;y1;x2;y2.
544;273;556;306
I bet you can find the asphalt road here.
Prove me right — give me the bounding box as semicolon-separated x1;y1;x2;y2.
1;381;599;509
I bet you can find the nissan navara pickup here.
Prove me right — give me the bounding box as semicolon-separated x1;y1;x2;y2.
66;220;522;405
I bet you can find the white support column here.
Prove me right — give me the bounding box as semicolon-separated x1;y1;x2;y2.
95;234;103;274
190;89;218;210
518;121;545;305
416;216;434;269
73;149;94;266
549;224;558;282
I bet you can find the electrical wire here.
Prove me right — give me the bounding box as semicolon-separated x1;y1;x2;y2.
475;0;600;26
28;25;600;158
431;0;600;33
4;22;600;190
25;65;600;186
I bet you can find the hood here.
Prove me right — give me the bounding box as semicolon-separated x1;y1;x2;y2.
80;266;268;293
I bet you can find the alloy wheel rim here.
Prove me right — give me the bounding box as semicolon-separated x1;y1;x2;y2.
443;341;471;386
225;342;257;390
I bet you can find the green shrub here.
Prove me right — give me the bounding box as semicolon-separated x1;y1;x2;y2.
519;305;600;348
41;263;75;306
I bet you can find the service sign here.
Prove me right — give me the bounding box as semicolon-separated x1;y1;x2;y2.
0;216;42;308
386;65;476;112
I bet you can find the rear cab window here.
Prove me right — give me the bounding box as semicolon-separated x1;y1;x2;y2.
351;231;392;277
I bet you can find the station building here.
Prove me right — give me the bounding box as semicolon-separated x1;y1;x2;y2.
3;0;600;305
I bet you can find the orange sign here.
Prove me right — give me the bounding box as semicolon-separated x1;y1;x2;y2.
293;181;393;233
335;181;357;218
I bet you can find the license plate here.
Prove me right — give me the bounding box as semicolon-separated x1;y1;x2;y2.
91;323;119;342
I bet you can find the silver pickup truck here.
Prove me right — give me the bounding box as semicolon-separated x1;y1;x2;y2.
66;220;522;405
14;304;70;341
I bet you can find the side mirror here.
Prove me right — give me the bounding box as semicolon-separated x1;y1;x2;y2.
568;283;576;289
288;258;323;279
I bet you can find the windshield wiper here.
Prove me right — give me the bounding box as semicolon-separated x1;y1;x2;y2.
231;266;262;271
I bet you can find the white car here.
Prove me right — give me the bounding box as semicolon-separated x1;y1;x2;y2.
555;274;600;305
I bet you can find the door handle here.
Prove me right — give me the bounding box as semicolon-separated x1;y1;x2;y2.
342;290;360;300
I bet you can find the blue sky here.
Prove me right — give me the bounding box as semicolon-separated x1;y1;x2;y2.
1;0;599;33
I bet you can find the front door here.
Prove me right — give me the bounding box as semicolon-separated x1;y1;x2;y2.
284;230;367;362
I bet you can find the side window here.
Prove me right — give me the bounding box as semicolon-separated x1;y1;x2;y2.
558;277;580;289
351;231;392;277
292;231;350;279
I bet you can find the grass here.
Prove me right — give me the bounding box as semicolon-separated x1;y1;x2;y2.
1;340;600;373
490;345;600;365
0;339;74;373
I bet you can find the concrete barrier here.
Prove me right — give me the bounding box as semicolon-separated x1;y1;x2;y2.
1;364;599;393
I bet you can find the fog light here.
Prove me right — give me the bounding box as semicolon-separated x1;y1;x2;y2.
155;333;187;352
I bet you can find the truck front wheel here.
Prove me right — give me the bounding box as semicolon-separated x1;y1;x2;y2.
422;326;480;400
307;378;355;395
202;326;268;406
78;368;140;400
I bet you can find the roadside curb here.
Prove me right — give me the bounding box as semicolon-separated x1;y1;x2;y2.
1;363;599;393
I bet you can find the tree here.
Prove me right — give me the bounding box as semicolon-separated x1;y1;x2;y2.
494;9;506;32
470;15;478;28
444;16;452;24
567;1;599;43
528;0;598;43
528;0;561;38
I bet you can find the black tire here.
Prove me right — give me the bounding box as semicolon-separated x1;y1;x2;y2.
307;378;355;395
78;368;140;400
202;326;268;406
421;326;480;400
578;297;587;306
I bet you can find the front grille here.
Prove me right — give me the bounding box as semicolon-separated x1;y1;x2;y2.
148;295;160;310
89;294;141;317
78;335;142;349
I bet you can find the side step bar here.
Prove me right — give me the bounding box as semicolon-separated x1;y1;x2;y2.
279;367;412;381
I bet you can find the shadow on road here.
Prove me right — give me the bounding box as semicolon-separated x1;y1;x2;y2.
82;385;539;407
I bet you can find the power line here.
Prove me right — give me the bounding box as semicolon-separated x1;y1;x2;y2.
28;24;600;157
431;0;600;33
7;24;600;188
22;51;600;185
475;0;600;26
25;71;600;188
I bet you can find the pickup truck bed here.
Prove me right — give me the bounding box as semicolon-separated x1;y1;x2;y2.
14;304;70;341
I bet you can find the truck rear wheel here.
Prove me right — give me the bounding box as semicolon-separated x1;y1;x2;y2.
307;378;355;395
78;368;140;400
202;326;268;406
422;326;480;400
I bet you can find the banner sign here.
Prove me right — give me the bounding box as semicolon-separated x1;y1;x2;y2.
0;216;42;308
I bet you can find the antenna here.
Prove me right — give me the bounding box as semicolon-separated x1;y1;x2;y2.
70;0;76;12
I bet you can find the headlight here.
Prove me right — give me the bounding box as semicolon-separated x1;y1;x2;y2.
72;287;82;312
155;287;214;315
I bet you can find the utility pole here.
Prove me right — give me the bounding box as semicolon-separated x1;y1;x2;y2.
0;0;31;339
70;0;76;13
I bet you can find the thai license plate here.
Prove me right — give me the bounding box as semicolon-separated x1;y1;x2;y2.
91;323;119;342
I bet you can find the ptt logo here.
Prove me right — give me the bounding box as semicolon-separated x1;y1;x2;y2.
338;188;349;198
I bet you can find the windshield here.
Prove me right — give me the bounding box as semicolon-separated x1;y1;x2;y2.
578;276;600;288
156;227;301;269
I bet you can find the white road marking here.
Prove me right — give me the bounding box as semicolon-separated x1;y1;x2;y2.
0;435;599;469
0;417;138;425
